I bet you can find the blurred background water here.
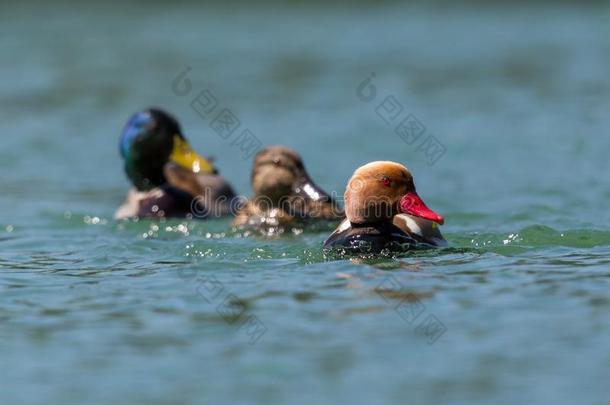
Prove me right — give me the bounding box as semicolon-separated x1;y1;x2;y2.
1;1;610;404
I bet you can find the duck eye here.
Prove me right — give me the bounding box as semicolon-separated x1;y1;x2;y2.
381;177;392;187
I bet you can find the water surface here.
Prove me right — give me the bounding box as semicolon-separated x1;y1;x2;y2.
1;2;610;404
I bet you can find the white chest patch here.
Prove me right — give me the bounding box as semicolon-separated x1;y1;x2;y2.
336;219;351;233
394;214;423;237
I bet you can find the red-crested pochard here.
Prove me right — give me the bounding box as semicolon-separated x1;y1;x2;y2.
323;161;447;253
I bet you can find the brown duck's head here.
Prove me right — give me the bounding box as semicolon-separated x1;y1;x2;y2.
250;146;340;216
344;161;444;225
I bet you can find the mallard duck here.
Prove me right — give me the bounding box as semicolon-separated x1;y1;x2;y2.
323;161;447;253
232;146;343;235
115;108;237;220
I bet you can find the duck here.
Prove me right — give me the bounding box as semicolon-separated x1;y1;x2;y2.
232;146;343;235
323;161;447;253
115;108;237;220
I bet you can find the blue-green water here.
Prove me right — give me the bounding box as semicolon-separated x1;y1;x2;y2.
2;2;610;404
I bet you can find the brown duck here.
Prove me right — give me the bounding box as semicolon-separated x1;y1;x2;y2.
233;146;343;235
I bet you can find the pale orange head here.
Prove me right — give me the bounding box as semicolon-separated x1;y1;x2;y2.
344;161;444;225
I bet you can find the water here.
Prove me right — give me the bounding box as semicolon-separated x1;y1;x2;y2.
1;2;610;404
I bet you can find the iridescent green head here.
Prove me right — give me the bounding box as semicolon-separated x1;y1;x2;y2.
119;108;215;191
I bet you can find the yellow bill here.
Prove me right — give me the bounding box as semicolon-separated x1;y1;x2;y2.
169;135;215;174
